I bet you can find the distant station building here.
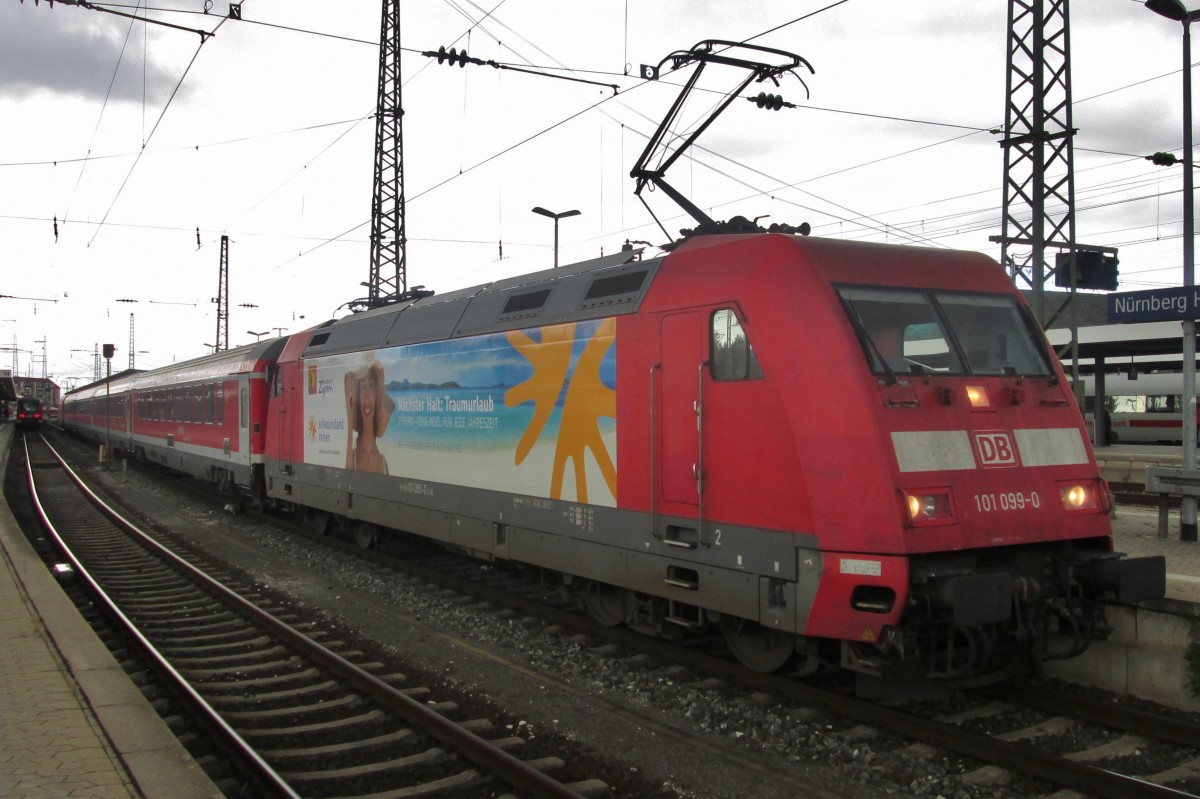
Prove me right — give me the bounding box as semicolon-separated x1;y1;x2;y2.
12;375;62;414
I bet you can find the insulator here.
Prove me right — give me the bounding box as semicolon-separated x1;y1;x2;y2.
436;46;470;67
1150;151;1179;167
754;92;784;111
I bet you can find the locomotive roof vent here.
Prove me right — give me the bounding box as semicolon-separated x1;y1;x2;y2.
498;287;552;322
579;269;649;310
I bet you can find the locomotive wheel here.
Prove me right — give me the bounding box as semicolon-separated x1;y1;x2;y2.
351;521;378;549
583;583;626;627
304;508;331;535
722;621;795;672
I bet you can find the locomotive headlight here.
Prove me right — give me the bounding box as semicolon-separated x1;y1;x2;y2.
1058;480;1108;513
965;385;991;409
1063;485;1089;508
902;488;956;527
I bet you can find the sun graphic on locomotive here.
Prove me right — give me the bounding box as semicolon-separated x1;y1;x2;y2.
505;318;617;504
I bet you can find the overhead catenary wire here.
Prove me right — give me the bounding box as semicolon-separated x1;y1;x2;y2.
64;1;145;232
83;10;231;247
11;0;1190;289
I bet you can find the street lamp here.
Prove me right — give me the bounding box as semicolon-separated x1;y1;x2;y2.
248;330;269;342
1147;0;1200;541
531;206;581;269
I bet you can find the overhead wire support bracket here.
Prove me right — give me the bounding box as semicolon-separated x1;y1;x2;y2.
26;0;215;41
630;40;813;236
421;47;619;95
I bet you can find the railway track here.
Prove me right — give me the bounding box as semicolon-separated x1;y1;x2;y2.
183;498;1200;799
34;428;1200;799
247;503;1200;799
17;432;608;799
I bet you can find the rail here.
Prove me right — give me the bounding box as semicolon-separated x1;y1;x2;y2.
1144;466;1200;538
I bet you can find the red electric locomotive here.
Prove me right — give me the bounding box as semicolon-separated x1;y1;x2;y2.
240;233;1161;680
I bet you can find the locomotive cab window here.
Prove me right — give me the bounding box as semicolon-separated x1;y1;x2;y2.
711;308;763;381
936;293;1052;376
838;286;1052;378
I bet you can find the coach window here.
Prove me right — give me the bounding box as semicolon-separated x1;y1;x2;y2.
215;384;224;425
711;308;763;381
240;388;248;429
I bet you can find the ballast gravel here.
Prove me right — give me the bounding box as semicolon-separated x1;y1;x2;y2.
90;464;1153;799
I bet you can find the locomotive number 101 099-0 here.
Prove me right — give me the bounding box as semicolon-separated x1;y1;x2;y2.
973;491;1041;512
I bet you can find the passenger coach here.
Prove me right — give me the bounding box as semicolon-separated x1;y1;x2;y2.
64;339;285;491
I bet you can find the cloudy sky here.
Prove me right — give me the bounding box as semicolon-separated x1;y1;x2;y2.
0;0;1192;386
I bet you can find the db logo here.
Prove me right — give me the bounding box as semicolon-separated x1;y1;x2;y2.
971;430;1019;468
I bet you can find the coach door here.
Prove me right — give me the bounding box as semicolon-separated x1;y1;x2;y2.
268;363;290;464
658;312;705;543
237;375;251;461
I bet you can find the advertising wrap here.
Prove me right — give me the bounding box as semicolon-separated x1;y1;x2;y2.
303;318;617;506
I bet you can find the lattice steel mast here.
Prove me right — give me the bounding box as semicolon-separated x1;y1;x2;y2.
366;0;407;307
993;0;1078;324
213;234;229;352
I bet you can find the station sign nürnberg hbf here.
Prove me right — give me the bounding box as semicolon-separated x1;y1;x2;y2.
1107;287;1200;324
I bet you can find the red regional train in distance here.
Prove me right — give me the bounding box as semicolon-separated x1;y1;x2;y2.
62;233;1166;681
14;396;47;430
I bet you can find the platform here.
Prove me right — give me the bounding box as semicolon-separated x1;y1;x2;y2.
0;422;222;799
1093;444;1200;600
1112;504;1200;604
1094;443;1182;487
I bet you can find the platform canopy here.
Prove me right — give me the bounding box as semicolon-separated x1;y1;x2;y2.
1034;291;1190;372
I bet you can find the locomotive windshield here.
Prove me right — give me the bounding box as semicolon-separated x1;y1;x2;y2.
838;286;1053;378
